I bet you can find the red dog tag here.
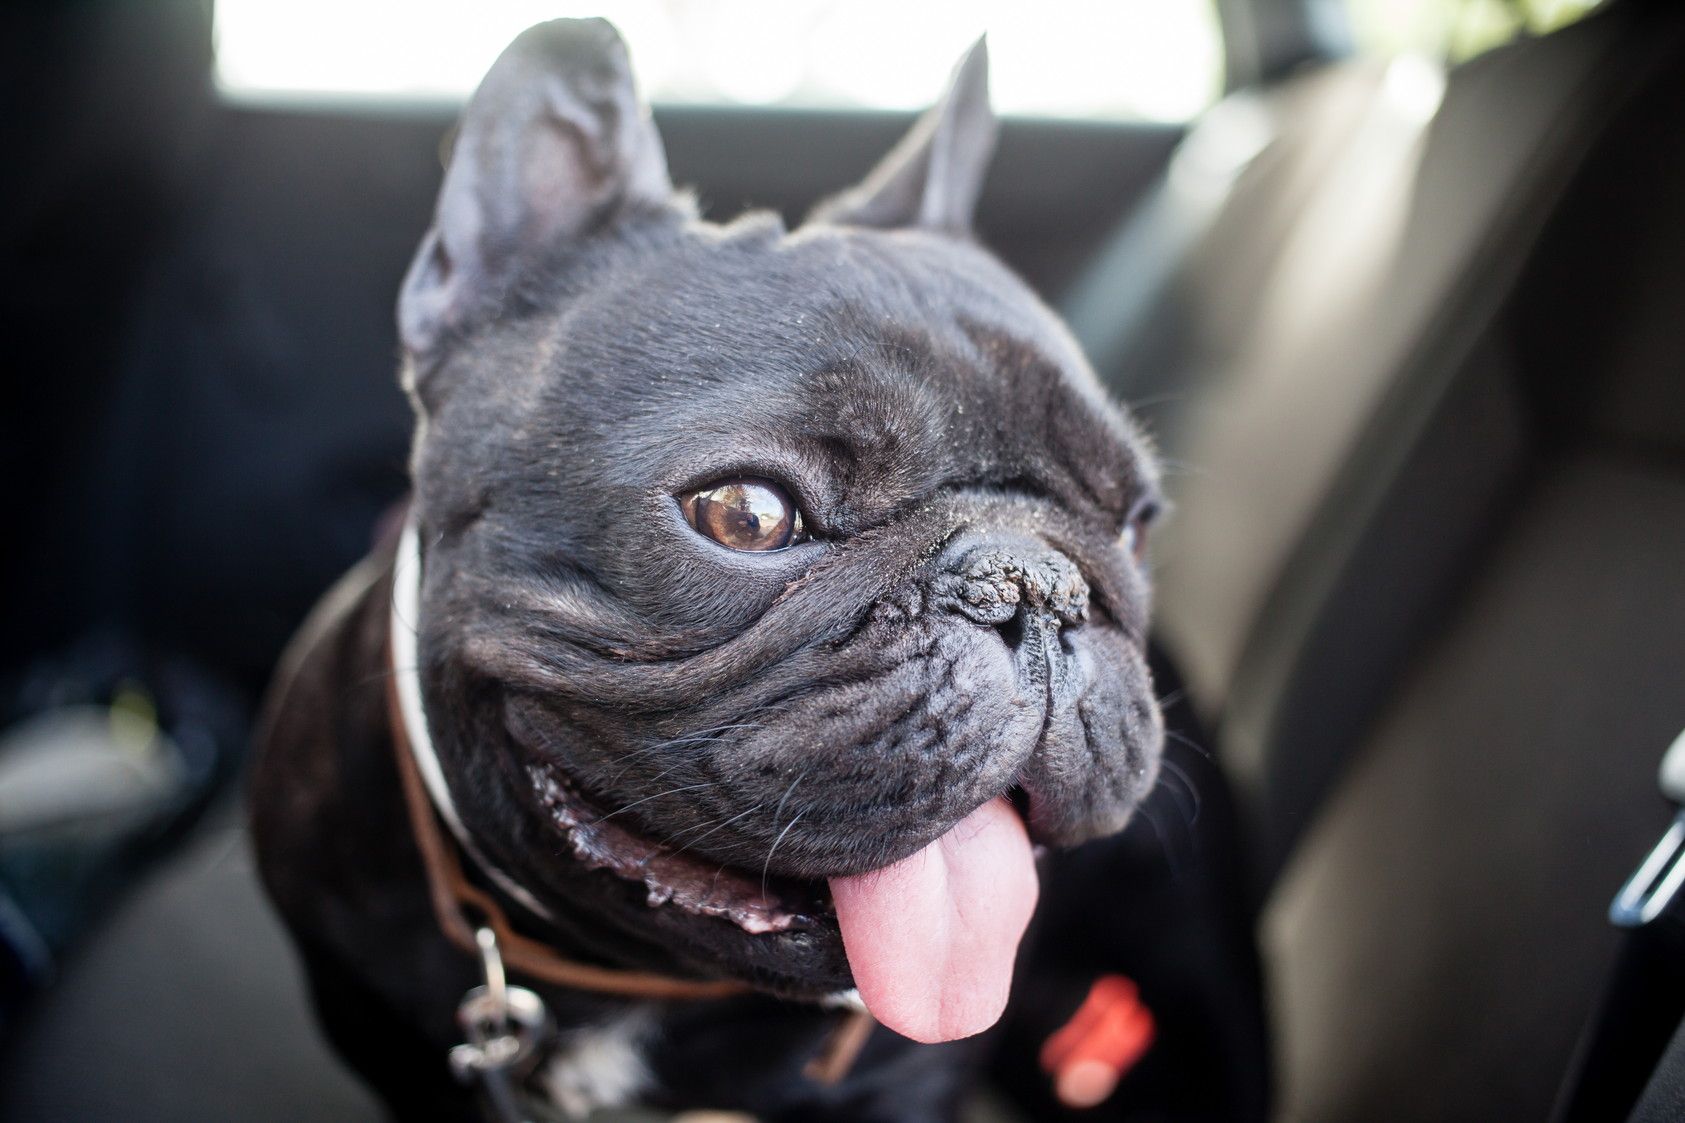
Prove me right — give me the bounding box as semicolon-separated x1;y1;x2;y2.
1039;974;1156;1109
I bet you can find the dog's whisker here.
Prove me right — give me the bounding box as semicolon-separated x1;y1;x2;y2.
664;801;764;855
758;770;811;897
1124;390;1191;411
1157;756;1203;825
604;757;696;803
596;782;718;824
603;743;715;788
604;735;710;771
602;723;769;793
601;721;770;785
651;718;769;743
771;771;809;826
1162;727;1213;760
1153;457;1207;480
761;810;809;901
1135;798;1185;882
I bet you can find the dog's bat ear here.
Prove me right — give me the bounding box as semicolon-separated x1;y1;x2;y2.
807;37;996;234
398;18;673;357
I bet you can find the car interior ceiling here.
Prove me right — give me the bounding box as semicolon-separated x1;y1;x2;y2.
3;0;1684;1120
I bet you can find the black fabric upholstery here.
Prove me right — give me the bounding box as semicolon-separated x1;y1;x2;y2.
1215;12;1650;873
0;808;382;1121
1065;1;1685;1118
1630;1015;1685;1123
1104;10;1638;869
1254;16;1685;1110
1264;459;1685;1121
1074;0;1682;877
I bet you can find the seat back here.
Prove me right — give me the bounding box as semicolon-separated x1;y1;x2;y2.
1265;28;1685;1098
1068;1;1685;1116
1070;4;1650;875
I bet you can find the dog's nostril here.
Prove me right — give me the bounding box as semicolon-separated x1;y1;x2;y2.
992;605;1084;653
1006;784;1032;820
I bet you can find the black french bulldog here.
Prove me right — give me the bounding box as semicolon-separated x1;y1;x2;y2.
252;18;1170;1122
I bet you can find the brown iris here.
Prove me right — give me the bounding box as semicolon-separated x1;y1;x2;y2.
680;478;806;552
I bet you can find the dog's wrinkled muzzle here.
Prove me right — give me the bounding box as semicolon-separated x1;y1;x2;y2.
934;531;1091;695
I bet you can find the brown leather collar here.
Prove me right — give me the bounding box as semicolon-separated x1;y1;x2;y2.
384;624;872;1082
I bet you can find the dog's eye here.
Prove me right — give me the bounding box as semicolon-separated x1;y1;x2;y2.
680;479;806;552
1123;499;1160;562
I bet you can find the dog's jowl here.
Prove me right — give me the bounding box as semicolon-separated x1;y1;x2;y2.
252;18;1163;1122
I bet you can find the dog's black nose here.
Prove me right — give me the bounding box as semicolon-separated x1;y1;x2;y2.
941;538;1090;649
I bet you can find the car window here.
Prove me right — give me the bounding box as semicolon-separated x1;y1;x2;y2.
213;0;1224;122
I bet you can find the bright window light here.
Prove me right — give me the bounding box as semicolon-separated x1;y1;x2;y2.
213;1;1224;122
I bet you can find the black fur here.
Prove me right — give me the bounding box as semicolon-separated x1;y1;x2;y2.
253;18;1166;1121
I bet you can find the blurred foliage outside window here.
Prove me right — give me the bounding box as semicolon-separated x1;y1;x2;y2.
1349;0;1608;61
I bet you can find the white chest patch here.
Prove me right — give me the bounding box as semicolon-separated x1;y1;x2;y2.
536;1008;656;1119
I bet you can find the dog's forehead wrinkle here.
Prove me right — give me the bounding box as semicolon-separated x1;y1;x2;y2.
544;223;1012;382
950;324;1152;523
471;233;1147;543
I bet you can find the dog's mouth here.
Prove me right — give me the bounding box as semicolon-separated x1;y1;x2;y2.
521;744;1044;1043
522;755;1041;940
524;758;830;935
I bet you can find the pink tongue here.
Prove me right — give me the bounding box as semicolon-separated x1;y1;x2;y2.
829;797;1038;1043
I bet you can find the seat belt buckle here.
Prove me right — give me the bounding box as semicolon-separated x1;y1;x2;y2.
1610;728;1685;929
1611;812;1685;928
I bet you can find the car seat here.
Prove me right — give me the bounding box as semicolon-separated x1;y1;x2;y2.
1065;0;1685;1117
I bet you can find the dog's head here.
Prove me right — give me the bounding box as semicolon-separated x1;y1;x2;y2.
398;19;1162;1042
